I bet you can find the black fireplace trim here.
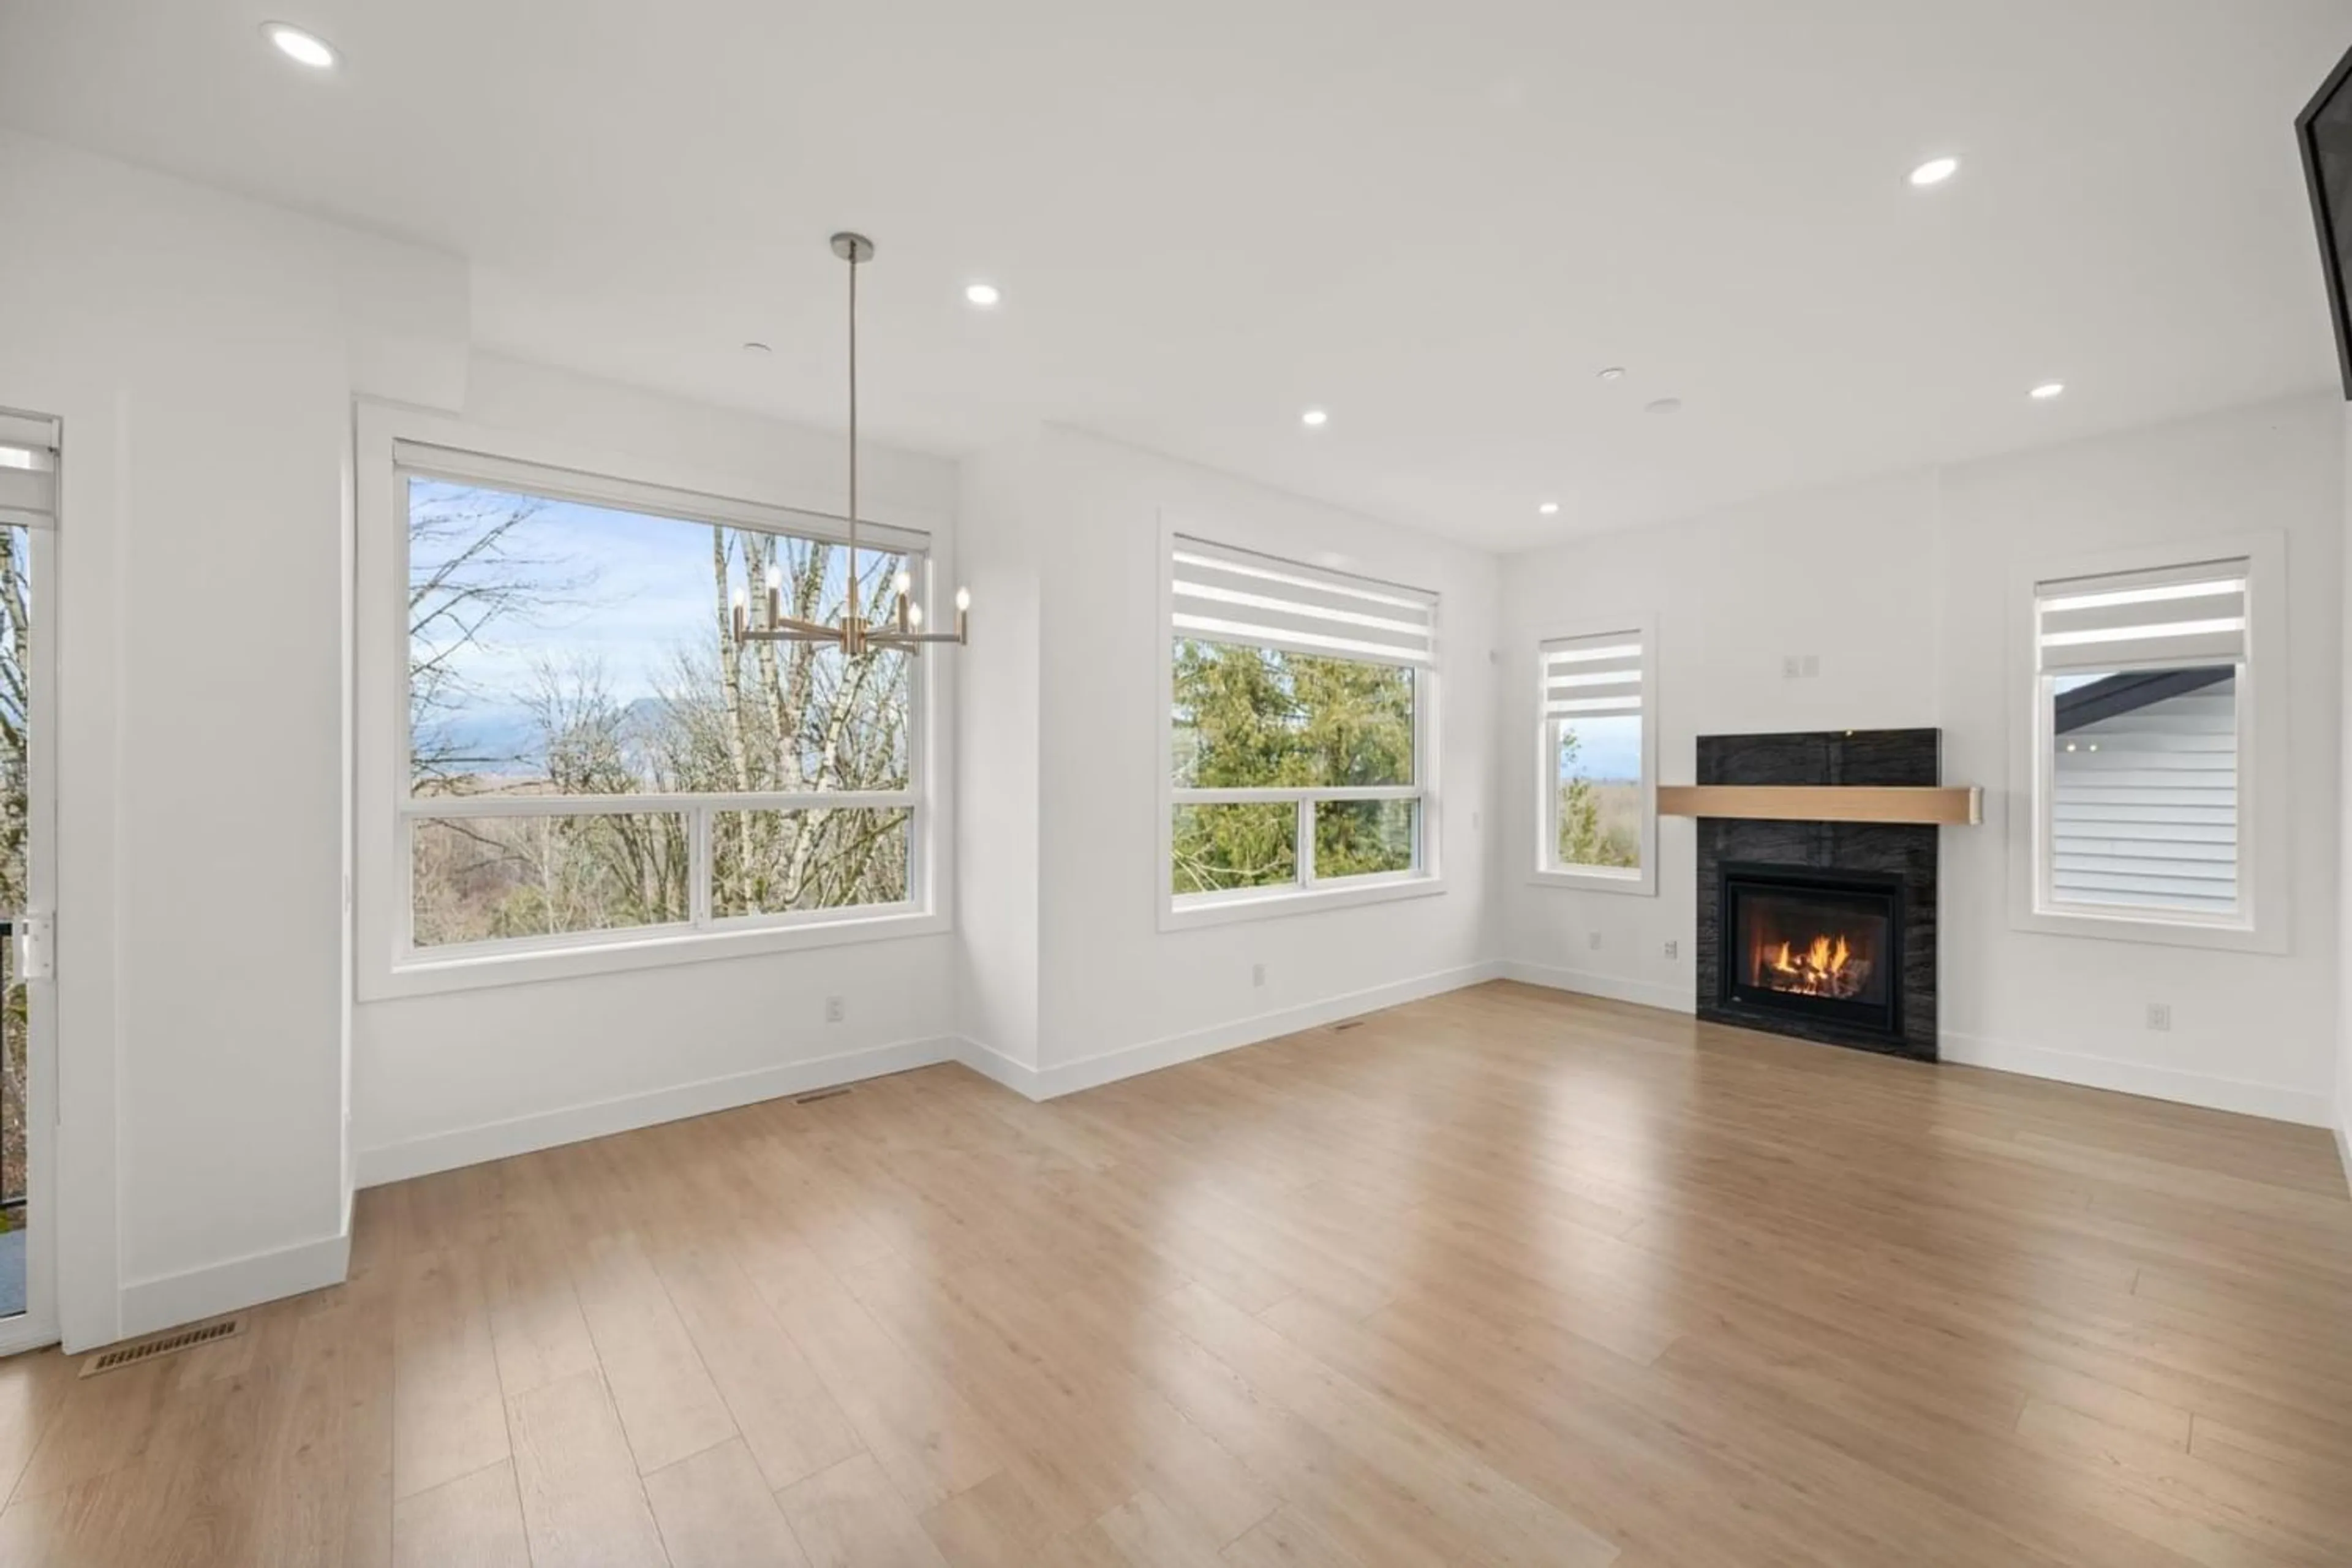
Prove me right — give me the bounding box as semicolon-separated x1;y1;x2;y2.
1693;728;1940;1062
1717;861;1907;1041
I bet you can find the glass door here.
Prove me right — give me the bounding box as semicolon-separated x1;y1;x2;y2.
0;412;56;1353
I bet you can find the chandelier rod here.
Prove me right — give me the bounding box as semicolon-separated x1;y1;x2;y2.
846;232;861;617
734;230;966;652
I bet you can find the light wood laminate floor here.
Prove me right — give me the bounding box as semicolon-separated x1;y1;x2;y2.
3;981;2350;1566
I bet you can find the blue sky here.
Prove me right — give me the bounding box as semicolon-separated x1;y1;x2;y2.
410;479;902;767
1559;715;1640;783
414;484;728;698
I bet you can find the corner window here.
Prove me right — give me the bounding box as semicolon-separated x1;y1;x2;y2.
1163;535;1438;924
1535;622;1656;894
395;442;930;967
2032;558;2247;927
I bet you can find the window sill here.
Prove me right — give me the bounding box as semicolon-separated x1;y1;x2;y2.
359;907;952;1001
2008;902;2285;956
1529;865;1657;897
1161;873;1446;932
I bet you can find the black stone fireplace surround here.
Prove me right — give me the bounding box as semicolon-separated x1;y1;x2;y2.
1693;729;1939;1061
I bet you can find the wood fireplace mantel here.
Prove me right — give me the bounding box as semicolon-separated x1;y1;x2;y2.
1657;784;1982;826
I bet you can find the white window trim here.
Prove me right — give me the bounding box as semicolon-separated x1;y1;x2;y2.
2007;530;2286;955
1529;613;1658;897
355;402;954;1001
1155;515;1444;932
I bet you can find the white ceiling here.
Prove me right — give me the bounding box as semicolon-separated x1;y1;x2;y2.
4;1;2349;549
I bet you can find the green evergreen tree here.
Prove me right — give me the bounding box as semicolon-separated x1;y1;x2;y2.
1170;641;1414;891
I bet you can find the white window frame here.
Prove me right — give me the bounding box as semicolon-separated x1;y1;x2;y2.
2007;532;2286;954
356;404;952;1000
1156;519;1443;932
1531;614;1658;896
0;408;61;1355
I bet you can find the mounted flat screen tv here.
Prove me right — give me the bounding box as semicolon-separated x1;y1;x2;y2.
2297;44;2352;399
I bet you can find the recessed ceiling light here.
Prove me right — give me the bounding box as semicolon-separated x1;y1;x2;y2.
1537;501;1561;515
964;282;1001;307
1301;408;1329;428
1908;156;1959;187
1644;397;1682;415
2030;381;2065;399
1597;367;1626;382
260;21;337;69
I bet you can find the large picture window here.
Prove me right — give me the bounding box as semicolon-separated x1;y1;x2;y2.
396;443;929;963
1536;622;1656;893
2031;557;2248;927
1163;536;1436;921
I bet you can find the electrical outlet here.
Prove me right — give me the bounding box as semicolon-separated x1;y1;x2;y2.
1802;653;1820;677
824;995;845;1023
2146;1001;2172;1032
1664;939;1679;960
1252;962;1267;988
1587;931;1603;951
1782;654;1803;679
1471;810;1482;831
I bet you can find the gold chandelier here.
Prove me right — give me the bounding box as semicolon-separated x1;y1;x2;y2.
733;232;969;656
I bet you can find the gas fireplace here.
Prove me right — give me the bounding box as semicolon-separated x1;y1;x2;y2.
1690;728;1940;1061
1721;864;1902;1038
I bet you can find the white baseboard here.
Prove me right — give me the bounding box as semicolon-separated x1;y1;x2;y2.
355;1035;959;1188
1940;1031;2333;1128
1498;958;1694;1014
116;1227;352;1344
954;1035;1046;1098
954;960;1504;1102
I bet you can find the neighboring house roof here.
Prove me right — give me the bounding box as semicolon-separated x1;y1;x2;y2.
2053;668;2234;734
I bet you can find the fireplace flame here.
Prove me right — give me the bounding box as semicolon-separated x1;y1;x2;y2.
1758;929;1871;1000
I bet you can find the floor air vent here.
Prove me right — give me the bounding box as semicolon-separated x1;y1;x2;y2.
794;1085;853;1105
81;1316;244;1378
1331;1018;1366;1031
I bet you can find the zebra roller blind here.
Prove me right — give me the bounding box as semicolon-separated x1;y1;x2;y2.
2035;559;2247;674
1541;629;1643;718
0;413;60;529
1170;537;1436;666
2037;559;2246;917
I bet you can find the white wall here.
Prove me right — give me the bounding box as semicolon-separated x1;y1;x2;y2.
954;439;1045;1069
968;428;1501;1092
1501;395;2343;1126
350;355;965;1182
0;127;469;1345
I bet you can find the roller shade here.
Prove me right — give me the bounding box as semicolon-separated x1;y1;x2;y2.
1171;535;1437;666
0;412;59;529
2037;559;2247;674
1542;628;1643;717
394;438;932;556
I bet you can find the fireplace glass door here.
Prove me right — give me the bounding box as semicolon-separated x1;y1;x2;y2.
1721;866;1902;1035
